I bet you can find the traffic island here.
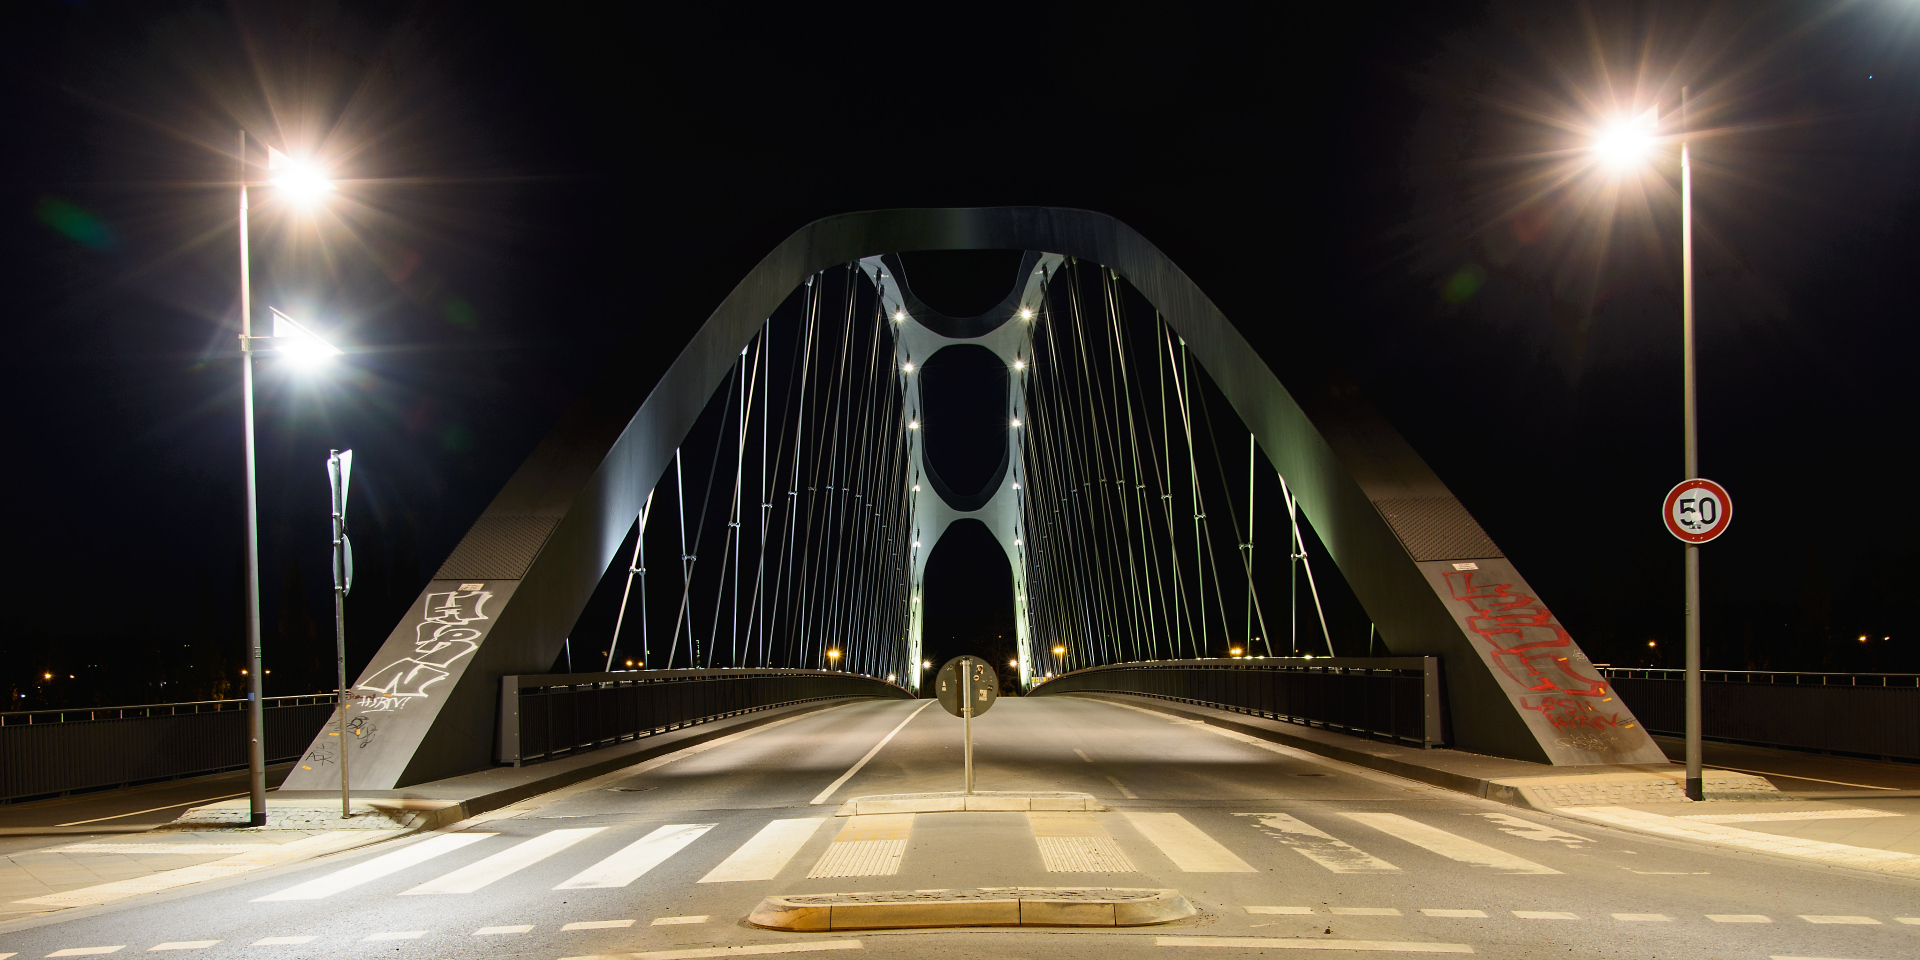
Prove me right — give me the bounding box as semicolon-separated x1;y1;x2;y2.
833;791;1105;816
748;886;1194;930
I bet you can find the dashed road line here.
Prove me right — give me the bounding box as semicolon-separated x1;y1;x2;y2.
1706;915;1772;923
1105;776;1139;799
562;920;635;930
1420;910;1486;919
47;949;124;957
147;942;219;951
1799;915;1880;924
1511;911;1578;920
652;916;709;925
558;824;713;889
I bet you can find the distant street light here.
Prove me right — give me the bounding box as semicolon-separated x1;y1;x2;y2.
827;649;841;671
236;133;339;827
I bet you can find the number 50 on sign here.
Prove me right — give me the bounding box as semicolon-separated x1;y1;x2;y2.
1664;478;1732;544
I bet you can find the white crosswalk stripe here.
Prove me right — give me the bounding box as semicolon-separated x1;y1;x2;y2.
701;819;829;883
1122;812;1255;873
254;832;494;901
1241;812;1399;873
557;824;714;889
1341;812;1560;875
402;828;604;895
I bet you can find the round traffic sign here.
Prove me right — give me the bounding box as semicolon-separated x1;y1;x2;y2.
1663;478;1732;543
935;656;998;718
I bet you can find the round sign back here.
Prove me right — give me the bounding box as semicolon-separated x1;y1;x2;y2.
935;655;998;718
1664;478;1732;543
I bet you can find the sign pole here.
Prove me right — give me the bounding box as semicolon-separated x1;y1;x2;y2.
1679;87;1703;803
328;449;354;820
962;666;973;796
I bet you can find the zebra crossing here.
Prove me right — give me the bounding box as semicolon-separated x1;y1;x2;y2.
245;807;1580;904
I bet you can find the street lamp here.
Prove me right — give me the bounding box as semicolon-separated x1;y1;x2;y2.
827;649;841;671
236;133;339;827
1591;96;1705;801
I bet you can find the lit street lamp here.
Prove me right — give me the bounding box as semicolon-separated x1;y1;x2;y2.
827;649;841;671
236;133;340;826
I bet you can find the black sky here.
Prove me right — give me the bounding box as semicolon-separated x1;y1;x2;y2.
3;0;1917;707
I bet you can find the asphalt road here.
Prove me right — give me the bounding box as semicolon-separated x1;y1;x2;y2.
2;695;1917;959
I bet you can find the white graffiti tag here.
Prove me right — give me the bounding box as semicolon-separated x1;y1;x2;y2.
355;587;492;699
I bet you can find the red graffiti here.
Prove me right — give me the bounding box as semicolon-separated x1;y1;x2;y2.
1520;695;1635;732
1445;571;1609;698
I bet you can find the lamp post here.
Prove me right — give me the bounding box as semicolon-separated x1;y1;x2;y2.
236;133;336;826
1593;91;1704;801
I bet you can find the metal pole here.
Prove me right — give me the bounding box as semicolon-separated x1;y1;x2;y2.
238;131;268;828
329;450;349;819
1680;88;1703;802
962;663;973;795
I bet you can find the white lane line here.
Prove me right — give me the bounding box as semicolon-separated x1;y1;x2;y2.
1703;764;1898;790
1248;906;1315;915
562;920;635;930
810;700;935;804
1105;776;1139;799
1899;917;1920;924
57;792;248;827
1120;812;1255;872
1512;911;1578;920
1563;806;1920;873
1156;936;1473;953
254;832;492;901
147;943;219;951
1420;910;1486;918
1241;813;1399;873
252;936;317;945
564;942;864;959
402;827;602;895
1771;957;1891;960
700;818;829;883
1681;809;1902;823
556;824;713;889
475;926;533;934
1612;914;1671;921
1341;813;1558;875
1799;916;1880;924
1331;907;1400;916
652;916;709;925
18;833;368;908
1706;915;1772;923
362;931;426;941
47;949;123;957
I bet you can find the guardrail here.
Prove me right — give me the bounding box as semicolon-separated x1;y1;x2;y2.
1;694;336;803
498;668;914;765
1599;667;1920;761
1027;657;1444;748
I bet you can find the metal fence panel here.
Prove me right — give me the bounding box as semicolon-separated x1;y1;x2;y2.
1607;672;1920;760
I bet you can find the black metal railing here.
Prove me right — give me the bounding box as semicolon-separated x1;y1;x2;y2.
1028;657;1444;748
1;694;336;803
499;668;913;765
1600;667;1920;761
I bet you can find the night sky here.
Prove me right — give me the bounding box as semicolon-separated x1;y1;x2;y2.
3;0;1917;709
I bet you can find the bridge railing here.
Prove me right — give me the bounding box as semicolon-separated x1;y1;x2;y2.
498;668;914;765
1;694;336;804
1028;657;1444;748
1599;667;1920;761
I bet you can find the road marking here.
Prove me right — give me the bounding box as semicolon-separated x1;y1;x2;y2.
563;920;635;930
1075;748;1093;762
1248;906;1315;914
558;824;713;889
251;937;316;945
1241;813;1399;873
1706;915;1772;923
810;700;934;804
402;828;602;894
57;792;249;827
1121;812;1255;872
1701;765;1898;790
52;843;273;856
1564;807;1920;873
809;815;912;878
1030;812;1135;872
147;943;219;951
1799;916;1880;924
562;942;864;959
1156;936;1473;953
362;931;426;941
1341;813;1558;875
1419;910;1486;918
1771;957;1891;960
1899;917;1920;924
652;916;709;925
1612;914;1670;921
19;834;368;908
1511;911;1578;920
47;950;123;957
700;818;828;883
1105;776;1139;799
1331;907;1400;916
254;832;490;901
475;926;533;934
1681;809;1901;823
1476;813;1589;846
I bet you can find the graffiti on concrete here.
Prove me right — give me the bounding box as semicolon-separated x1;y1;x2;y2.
353;585;493;709
1444;570;1636;746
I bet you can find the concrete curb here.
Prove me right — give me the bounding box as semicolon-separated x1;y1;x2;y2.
833;792;1106;816
748;887;1194;931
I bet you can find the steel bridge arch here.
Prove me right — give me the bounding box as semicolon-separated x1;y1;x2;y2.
284;206;1661;790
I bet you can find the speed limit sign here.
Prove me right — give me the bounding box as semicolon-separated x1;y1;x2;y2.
1664;478;1732;543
